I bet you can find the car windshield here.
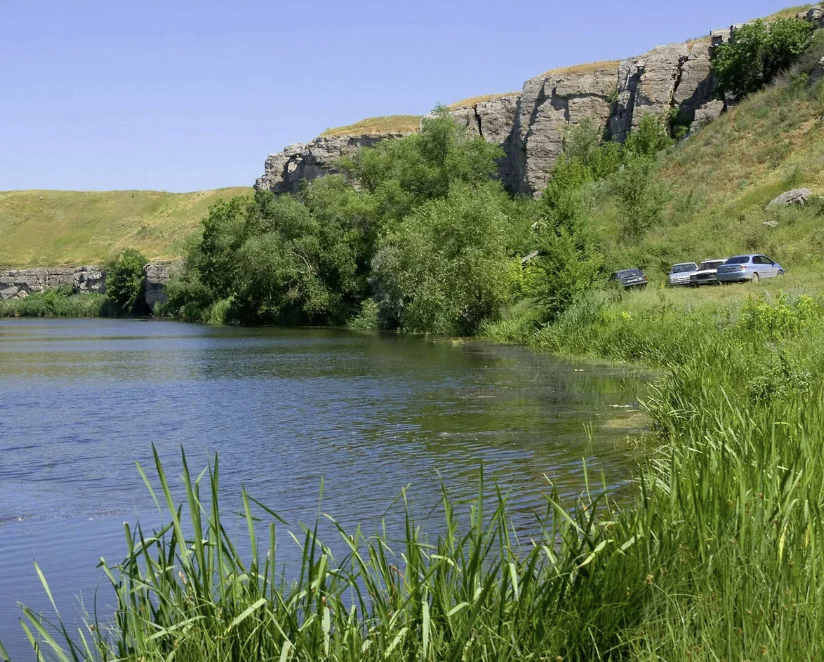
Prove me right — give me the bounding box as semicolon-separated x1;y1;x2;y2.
617;269;643;277
725;256;750;264
699;261;724;270
671;263;697;273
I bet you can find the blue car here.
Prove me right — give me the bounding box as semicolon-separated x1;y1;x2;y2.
716;254;785;283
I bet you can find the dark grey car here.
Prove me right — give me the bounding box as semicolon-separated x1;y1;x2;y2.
609;269;648;289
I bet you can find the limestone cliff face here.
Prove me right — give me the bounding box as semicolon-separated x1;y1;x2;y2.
515;64;618;195
0;261;179;311
255;8;821;197
448;95;521;187
0;266;105;299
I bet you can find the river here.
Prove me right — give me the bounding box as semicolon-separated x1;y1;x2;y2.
0;318;646;660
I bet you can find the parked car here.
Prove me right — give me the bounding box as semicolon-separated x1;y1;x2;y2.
689;258;727;286
668;262;699;287
716;254;784;283
609;268;648;289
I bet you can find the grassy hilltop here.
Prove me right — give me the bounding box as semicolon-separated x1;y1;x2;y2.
0;187;251;267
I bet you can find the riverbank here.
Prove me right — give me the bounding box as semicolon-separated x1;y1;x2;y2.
4;273;824;661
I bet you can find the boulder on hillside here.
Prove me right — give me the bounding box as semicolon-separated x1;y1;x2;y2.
809;57;824;87
797;5;824;26
767;188;815;208
687;99;726;135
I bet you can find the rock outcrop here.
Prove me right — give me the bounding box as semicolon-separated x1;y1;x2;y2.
767;189;815;208
255;133;413;194
256;8;823;197
516;63;618;195
0;266;105;300
144;260;180;310
0;261;179;312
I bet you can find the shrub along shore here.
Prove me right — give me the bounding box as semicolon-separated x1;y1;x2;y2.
5;16;824;661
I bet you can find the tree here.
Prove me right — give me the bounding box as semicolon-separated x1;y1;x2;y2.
612;157;670;242
624;113;674;158
105;248;147;314
712;18;814;97
372;183;517;335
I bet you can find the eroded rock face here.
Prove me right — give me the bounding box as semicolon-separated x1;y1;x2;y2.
254;7;824;197
449;95;521;190
144;260;181;310
516;64;617;195
0;266;103;300
255;133;413;194
1;262;178;312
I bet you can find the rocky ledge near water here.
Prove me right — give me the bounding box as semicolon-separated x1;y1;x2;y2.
0;266;105;300
255;8;824;198
0;261;180;311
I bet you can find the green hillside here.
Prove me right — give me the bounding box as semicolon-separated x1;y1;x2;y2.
0;188;252;267
587;39;824;279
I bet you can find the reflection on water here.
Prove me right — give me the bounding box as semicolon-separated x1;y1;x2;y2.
0;319;646;659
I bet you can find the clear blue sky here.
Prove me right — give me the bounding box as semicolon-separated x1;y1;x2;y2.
1;0;797;192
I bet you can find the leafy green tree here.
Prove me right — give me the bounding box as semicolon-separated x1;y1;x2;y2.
712;18;814;97
105;248;148;314
340;106;503;222
624;113;674;158
612;157;670;242
372;183;517;335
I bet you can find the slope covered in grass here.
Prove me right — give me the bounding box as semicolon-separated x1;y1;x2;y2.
586;33;824;278
0;188;252;267
319;115;421;137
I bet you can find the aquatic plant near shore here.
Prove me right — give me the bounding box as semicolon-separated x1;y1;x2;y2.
2;447;658;662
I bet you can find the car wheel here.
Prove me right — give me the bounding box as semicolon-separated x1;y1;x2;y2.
751;272;760;283
777;270;785;277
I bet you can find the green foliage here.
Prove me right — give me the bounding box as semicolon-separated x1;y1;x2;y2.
0;288;111;318
172;110;514;331
623;113;674;157
104;248;148;314
372;183;518;334
340;106;503;221
346;298;380;330
712;18;814;97
612;156;670;242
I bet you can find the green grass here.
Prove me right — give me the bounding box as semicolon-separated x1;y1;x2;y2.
0;188;252;268
584;32;824;281
0;288;112;318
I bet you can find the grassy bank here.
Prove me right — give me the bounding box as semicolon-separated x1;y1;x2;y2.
0;188;251;267
0;289;112;318
5;276;824;661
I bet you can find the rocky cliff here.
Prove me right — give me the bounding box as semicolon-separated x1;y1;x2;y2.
0;266;105;299
0;261;179;310
256;9;818;197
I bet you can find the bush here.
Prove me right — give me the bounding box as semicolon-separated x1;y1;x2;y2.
105;248;148;314
372;183;518;335
612;156;670;242
712;18;814;97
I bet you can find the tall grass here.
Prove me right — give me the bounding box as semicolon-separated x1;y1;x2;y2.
0;290;112;318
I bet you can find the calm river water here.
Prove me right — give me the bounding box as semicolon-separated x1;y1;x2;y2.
0;318;646;660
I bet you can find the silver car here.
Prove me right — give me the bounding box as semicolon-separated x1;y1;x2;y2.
689;258;727;286
668;262;699;286
716;254;785;283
